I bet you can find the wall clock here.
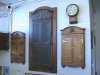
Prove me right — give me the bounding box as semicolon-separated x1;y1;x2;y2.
66;4;79;24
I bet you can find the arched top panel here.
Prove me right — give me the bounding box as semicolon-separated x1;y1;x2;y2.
61;26;85;34
30;6;56;14
32;9;52;20
11;31;25;37
29;6;57;21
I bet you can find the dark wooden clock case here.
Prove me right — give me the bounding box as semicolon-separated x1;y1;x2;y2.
69;16;78;24
11;31;25;64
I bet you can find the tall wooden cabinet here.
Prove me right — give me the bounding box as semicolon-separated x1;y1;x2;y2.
11;31;25;64
29;7;57;73
61;26;85;68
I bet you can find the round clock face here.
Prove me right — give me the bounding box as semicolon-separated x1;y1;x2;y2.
66;4;79;16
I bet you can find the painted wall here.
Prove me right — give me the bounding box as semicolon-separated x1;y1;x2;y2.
94;12;100;75
89;0;95;75
0;17;9;32
0;0;91;75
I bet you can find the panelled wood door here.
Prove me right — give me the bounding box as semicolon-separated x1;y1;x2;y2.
61;26;85;68
73;34;85;66
62;35;73;65
29;7;57;73
11;31;25;64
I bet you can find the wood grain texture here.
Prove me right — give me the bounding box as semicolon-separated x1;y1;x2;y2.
29;7;57;73
61;26;85;68
11;31;25;64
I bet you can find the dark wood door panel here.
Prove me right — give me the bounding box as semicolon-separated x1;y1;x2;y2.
29;7;57;73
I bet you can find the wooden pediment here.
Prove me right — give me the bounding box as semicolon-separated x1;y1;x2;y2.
61;26;85;34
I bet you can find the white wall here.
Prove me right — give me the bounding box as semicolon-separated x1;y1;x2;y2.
0;0;91;75
0;17;9;32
